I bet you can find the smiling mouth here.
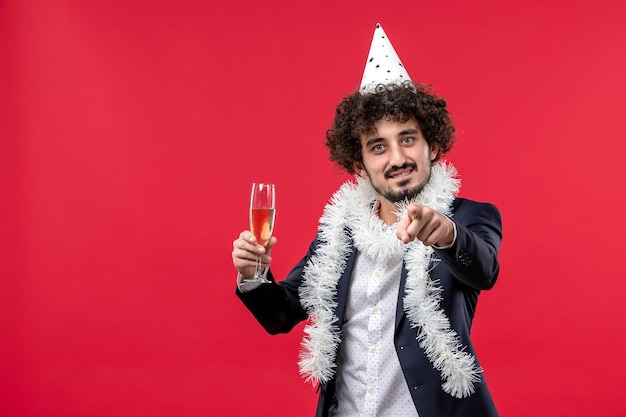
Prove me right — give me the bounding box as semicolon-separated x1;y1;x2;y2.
386;164;416;179
388;169;413;179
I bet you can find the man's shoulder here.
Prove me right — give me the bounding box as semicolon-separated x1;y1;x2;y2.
452;197;501;218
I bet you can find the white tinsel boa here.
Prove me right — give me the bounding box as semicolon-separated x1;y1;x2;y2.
297;162;482;399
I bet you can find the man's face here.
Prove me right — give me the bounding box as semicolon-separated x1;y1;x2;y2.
355;117;439;204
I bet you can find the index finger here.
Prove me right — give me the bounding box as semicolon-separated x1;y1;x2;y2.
407;203;422;220
239;230;257;245
234;231;262;254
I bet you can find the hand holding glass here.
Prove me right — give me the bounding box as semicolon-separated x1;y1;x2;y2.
246;183;275;283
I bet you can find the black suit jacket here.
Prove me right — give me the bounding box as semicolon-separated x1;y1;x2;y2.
237;197;502;417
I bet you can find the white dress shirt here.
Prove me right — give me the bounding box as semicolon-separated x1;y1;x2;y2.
330;251;418;417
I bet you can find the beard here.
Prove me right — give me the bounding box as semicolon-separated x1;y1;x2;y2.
379;183;425;203
366;162;431;203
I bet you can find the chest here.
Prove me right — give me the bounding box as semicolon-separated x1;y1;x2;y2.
342;252;404;328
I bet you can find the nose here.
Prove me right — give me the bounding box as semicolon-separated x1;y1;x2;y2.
389;144;406;167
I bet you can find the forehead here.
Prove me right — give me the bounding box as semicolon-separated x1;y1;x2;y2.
360;117;421;142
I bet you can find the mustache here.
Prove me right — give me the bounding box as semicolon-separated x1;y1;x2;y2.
384;162;417;178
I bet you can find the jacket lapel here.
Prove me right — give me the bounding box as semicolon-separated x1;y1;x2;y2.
395;262;408;330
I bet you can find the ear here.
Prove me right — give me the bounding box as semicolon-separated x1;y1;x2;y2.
353;161;367;178
429;143;440;161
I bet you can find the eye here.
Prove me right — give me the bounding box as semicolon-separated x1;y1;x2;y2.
371;144;385;152
402;136;415;144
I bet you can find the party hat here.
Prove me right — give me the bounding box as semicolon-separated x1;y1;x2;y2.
359;23;412;94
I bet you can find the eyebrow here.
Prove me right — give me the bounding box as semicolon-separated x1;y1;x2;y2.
365;128;420;147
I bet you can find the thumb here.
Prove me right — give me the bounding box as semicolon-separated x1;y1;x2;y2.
407;203;420;220
265;236;278;255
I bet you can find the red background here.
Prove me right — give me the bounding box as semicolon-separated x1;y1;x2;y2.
2;0;625;416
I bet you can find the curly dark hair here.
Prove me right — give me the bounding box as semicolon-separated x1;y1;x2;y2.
326;81;455;174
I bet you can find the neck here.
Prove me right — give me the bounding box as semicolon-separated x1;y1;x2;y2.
377;198;400;225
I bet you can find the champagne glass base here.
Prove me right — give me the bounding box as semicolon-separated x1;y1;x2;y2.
241;276;271;285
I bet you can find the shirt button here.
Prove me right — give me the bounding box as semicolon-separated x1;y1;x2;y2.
368;387;376;394
370;347;377;353
372;307;379;314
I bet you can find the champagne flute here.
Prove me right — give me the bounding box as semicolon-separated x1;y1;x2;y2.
246;183;275;283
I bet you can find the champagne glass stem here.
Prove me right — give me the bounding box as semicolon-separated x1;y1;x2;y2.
254;254;262;278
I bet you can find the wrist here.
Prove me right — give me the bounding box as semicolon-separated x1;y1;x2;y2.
434;218;457;249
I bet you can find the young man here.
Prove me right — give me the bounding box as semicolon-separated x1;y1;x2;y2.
231;24;502;417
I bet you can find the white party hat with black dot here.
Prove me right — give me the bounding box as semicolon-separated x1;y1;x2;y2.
360;23;412;93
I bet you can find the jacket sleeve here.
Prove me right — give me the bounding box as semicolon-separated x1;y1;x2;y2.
235;239;319;335
434;199;502;290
